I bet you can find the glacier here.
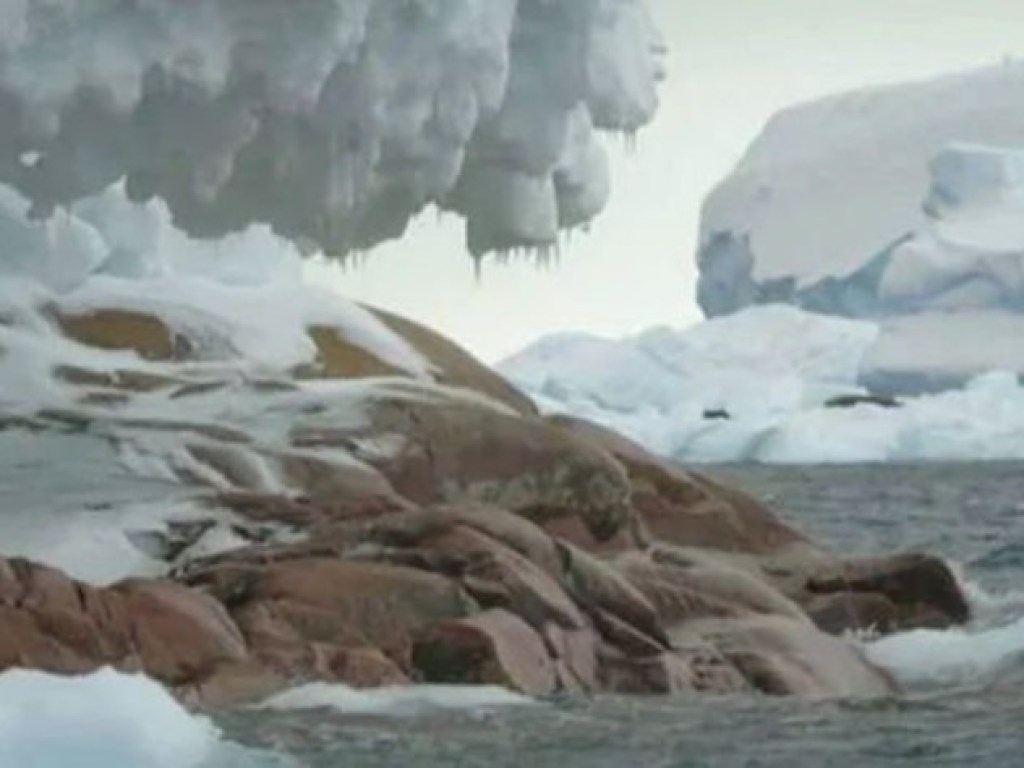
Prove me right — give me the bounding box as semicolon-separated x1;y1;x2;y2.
499;305;1024;464
0;0;663;261
697;63;1024;393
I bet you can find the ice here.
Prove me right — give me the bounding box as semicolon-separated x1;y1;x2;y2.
0;668;220;768
697;63;1024;390
699;62;1024;296
500;305;879;417
0;0;662;260
259;682;535;717
501;307;1024;464
861;312;1024;392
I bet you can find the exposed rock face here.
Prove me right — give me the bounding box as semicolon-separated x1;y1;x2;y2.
413;609;558;696
805;554;971;632
0;303;969;708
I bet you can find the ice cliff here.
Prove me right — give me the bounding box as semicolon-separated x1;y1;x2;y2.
0;0;663;261
697;63;1024;393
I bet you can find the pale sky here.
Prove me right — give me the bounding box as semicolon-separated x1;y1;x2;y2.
319;0;1024;364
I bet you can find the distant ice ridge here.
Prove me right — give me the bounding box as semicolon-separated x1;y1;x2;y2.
697;62;1024;392
499;305;1024;464
0;0;662;260
0;668;280;768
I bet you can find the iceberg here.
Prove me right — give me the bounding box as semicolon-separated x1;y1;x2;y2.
697;62;1024;392
499;307;1024;464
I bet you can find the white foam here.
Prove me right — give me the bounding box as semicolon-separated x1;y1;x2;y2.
258;682;535;717
0;668;219;768
865;616;1024;690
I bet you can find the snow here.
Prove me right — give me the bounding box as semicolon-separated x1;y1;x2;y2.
500;306;1024;464
259;682;534;717
0;668;220;768
0;0;662;260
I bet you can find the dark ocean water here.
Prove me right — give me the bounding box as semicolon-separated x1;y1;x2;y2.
217;462;1024;768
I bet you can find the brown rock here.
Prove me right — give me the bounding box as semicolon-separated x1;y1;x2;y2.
539;514;640;556
598;650;697;695
556;542;666;647
544;623;599;693
300;307;538;419
54;308;194;361
548;416;814;555
354;394;633;544
413;609;557;696
597;640;749;696
806;553;970;631
419;525;586;631
357;504;564;579
805;592;902;636
693;614;897;698
369;306;538;417
0;558;250;691
617;548;810;629
300;325;405;380
310;645;409;688
233;559;473;667
115;580;248;684
178;659;288;711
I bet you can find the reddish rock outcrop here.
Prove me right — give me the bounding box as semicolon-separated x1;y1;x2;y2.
0;303;969;710
805;553;970;632
412;609;557;695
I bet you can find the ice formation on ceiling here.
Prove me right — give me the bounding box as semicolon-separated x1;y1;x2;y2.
0;0;664;260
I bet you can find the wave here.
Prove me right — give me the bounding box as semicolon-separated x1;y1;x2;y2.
865;572;1024;691
257;682;536;717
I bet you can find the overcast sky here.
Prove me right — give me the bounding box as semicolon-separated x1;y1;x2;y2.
319;0;1024;363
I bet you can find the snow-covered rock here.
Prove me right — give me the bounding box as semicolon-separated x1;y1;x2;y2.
697;63;1024;392
0;0;662;260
